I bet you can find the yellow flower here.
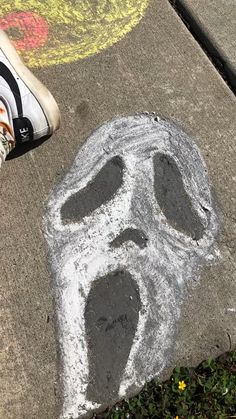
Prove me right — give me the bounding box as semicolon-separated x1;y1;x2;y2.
174;416;179;419
178;380;187;391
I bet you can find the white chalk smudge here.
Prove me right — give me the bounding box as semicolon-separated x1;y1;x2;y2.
44;114;220;418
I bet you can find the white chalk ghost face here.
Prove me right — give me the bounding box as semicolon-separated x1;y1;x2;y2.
45;114;219;419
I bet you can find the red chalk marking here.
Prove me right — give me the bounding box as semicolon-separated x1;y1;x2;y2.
0;12;49;51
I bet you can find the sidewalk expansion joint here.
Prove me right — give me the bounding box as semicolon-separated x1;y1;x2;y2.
168;0;236;96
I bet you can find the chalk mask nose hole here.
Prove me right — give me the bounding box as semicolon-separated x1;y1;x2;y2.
110;228;148;249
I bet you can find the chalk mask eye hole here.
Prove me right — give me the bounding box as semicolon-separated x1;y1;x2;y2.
153;153;204;240
61;156;124;224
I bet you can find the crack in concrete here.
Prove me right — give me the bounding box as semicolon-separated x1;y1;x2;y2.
168;0;236;95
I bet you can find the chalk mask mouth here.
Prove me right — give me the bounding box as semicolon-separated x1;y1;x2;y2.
84;269;141;404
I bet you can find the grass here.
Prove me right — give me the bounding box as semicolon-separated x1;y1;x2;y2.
95;351;236;419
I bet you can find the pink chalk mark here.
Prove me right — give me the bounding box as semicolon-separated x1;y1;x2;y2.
0;11;49;50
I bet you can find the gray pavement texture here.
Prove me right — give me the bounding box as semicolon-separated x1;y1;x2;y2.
174;0;236;89
0;0;236;418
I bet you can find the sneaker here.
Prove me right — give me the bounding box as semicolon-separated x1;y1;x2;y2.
0;96;14;135
0;96;15;166
0;30;60;144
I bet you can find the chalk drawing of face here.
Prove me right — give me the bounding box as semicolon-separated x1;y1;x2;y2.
44;114;220;418
0;0;149;68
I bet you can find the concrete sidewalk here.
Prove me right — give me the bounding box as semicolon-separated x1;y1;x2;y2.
0;0;235;417
173;0;236;89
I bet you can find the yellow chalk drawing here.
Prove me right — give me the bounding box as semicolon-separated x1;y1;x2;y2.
0;0;149;68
